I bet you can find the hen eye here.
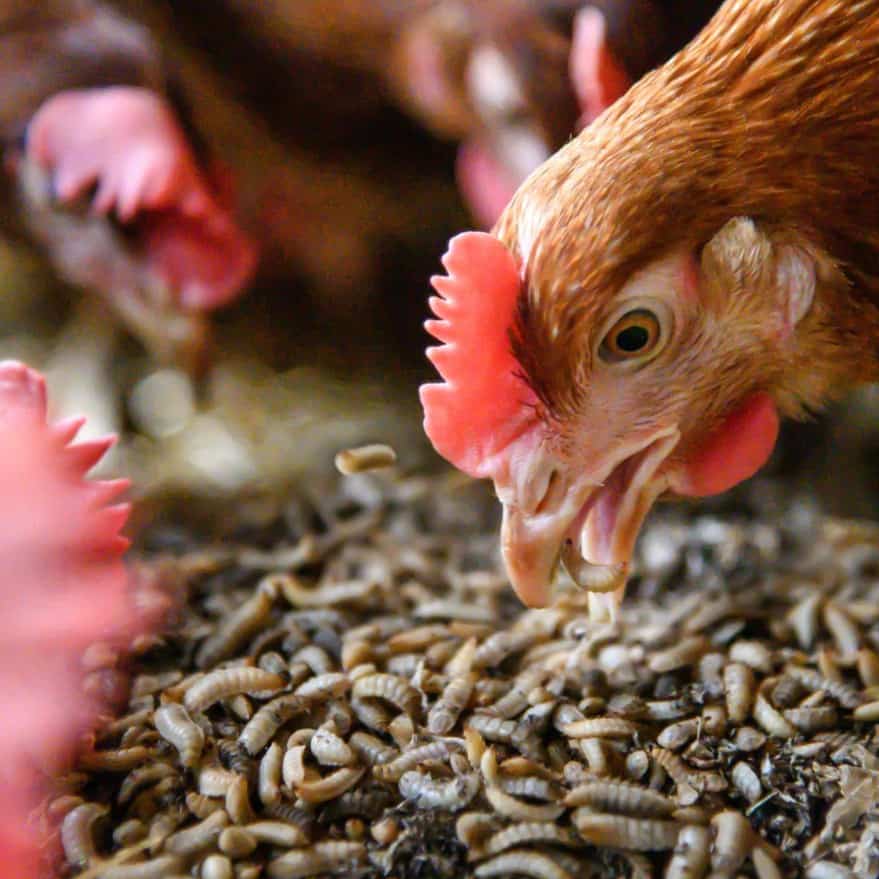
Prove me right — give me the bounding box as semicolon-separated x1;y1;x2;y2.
599;309;663;363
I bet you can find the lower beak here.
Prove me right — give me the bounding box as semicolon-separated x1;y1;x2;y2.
499;429;680;608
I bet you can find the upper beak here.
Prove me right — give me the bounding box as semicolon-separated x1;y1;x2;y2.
497;429;681;608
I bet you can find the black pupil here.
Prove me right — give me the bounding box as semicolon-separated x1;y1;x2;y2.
616;325;650;352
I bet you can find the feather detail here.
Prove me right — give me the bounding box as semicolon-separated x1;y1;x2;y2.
0;361;145;878
420;231;538;478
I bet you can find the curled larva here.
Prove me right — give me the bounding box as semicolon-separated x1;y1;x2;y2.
398;770;480;810
184;668;284;714
665;824;711;879
560;717;638;739
723;663;756;725
196;588;275;669
483;785;564;822
481;823;582;857
226;775;256;824
474;849;573;879
154;703;205;768
296;766;365;803
822;601;861;660
564;779;675;817
61;802;107;868
753;682;796;738
245;821;310;847
198;765;239;797
428;672;476;734
373;740;460;782
165;810;229;856
99;856;185;879
258;742;283;807
186;792;223;819
291;645;336;676
310;727;355;766
349;731;397;766
572;810;681;851
351;673;421;717
118;763;177;805
784;665;861;709
267;841;367;879
710;810;754;879
239;694;311;755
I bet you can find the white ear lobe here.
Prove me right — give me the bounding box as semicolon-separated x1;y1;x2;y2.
776;245;815;334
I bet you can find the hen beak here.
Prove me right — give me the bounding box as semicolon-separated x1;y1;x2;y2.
499;429;680;608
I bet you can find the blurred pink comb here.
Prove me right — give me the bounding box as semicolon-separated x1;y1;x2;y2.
419;231;537;477
0;361;136;875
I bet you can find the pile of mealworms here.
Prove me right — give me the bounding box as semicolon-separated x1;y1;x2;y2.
47;470;879;879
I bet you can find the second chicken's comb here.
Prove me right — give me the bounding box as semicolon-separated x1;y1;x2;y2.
420;231;536;477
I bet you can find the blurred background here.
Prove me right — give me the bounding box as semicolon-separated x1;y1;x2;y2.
3;0;879;535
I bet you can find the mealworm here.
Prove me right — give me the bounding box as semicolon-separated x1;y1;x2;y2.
657;719;701;751
266;841;367;879
201;854;234;879
701;705;727;737
373;740;460;782
730;762;762;805
651;747;726;795
473;630;533;668
118;763;177;805
184;668;284;714
664;824;710;879
752;846;783;879
572;811;681;850
282;744;307;788
398;769;480;810
185;792;223;819
724;663;756;725
474;850;572;879
61;803;107;868
784;705;838;732
351;696;394;732
444;636;478;677
822;601;861;660
218;826;258;858
99;856;185;879
853;699;879;721
684;594;736;634
165;810;229;856
154;703;205;769
276;576;378;608
728;640;774;674
709;810;753;879
388;712;416;748
784;665;861;708
239;694;311;755
292;644;336;676
499;775;559;802
245;821;310;847
483;784;564;822
348;731;397;766
479;822;581;858
560;717;638;739
857;648;879;687
753;683;796;738
578;738;615;777
786;593;822;650
351;673;421;717
564;779;675;817
226;775;256;824
341;639;373;670
648;637;709;673
309;726;355;766
80;746;152;772
196;588;275;669
113;820;147;848
198;766;240;797
296;765;365;803
334;443;397;474
428;672;476;734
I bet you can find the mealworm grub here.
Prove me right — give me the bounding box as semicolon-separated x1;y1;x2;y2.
852;699;879;721
709;810;754;879
484;784;564;822
80;746;152;772
564;779;675;817
822;602;862;661
218;826;258;858
281;745;307;788
560;717;638;739
784;665;862;708
295;765;365;803
478;822;582;858
734;726;766;752
474;850;573;879
657;718;701;751
348;731;397;766
350;696;394;731
99;856;185;879
62;803;108;867
165;810;229;856
664;824;711;879
857;648;879;687
388;712;416;748
198;766;240;797
373;739;460;782
239;695;311;755
226;776;256;824
266;841;366;879
728;640;775;674
572;811;681;850
578;738;615;776
257;742;283;807
154;703;205;768
752;846;784;879
784;705;839;731
351;673;420;716
196;589;275;669
334;443;397;475
118;763;177;805
184;669;284;714
309;726;355;766
245;821;310;847
429;672;476;734
730;762;762;804
370;816;400;845
648;637;709;673
473;631;533;668
398;769;480;810
753;685;797;738
113;819;148;847
201;854;234;879
276;576;378;608
498;775;559;801
804;861;854;879
724;663;756;724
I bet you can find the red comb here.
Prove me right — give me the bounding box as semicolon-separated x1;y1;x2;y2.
420;231;537;478
0;361;138;877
